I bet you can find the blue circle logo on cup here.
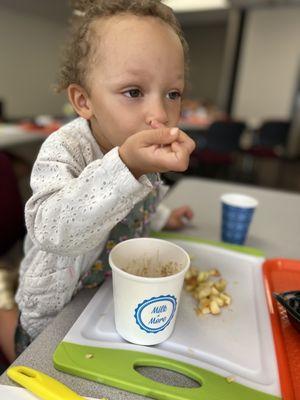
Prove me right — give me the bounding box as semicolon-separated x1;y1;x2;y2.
134;295;177;334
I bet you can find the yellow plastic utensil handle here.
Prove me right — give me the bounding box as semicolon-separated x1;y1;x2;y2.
7;366;85;400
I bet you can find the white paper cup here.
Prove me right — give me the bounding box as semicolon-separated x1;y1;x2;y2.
109;238;190;345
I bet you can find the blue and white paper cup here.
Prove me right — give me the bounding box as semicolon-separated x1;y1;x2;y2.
109;238;190;345
221;193;258;245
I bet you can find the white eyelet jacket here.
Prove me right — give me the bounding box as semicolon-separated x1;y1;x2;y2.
16;117;171;339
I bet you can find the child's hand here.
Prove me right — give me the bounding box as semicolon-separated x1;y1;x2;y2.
164;205;194;230
119;126;195;179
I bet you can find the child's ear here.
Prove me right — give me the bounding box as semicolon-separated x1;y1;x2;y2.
67;84;93;120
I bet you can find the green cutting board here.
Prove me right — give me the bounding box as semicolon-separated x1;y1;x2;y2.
54;342;279;400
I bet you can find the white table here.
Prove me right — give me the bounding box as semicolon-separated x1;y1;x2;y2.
163;177;300;260
0;125;46;149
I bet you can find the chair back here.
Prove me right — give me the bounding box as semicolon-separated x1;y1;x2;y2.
0;153;25;255
184;129;207;148
258;121;290;148
205;121;246;153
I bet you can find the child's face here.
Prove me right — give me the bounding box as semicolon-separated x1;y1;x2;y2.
87;15;185;152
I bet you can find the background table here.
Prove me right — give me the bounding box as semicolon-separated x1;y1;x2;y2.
0;124;46;149
162;177;300;260
1;177;299;399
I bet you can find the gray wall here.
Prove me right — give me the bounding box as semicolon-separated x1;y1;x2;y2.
182;23;227;102
0;4;227;118
233;5;300;124
0;6;68;119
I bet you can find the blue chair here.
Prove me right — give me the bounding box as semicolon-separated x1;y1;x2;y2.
241;120;291;185
248;121;290;157
189;121;246;178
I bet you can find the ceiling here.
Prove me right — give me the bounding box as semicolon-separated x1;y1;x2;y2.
0;0;299;25
229;0;300;7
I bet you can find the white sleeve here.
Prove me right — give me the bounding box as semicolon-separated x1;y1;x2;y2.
150;203;171;231
25;143;152;256
150;182;171;231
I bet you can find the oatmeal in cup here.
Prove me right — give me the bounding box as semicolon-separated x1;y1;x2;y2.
109;238;190;345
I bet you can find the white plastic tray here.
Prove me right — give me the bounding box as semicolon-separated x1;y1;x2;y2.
62;239;280;396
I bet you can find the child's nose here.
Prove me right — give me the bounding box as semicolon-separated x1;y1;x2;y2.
150;120;166;129
145;99;168;127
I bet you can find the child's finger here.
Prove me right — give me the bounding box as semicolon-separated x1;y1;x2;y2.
184;207;194;219
169;141;190;170
173;206;194;226
147;141;188;172
179;206;194;219
149;121;195;154
171;140;189;160
156;150;188;172
173;205;193;217
141;127;179;146
177;130;196;154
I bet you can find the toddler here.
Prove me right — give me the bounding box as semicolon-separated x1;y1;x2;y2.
11;0;195;358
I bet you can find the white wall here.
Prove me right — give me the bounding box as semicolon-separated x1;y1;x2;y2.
233;6;300;124
0;7;67;118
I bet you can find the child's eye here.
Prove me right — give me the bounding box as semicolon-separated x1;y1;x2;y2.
167;91;181;100
123;89;142;98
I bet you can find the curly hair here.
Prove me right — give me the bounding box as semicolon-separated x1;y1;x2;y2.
55;0;189;93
